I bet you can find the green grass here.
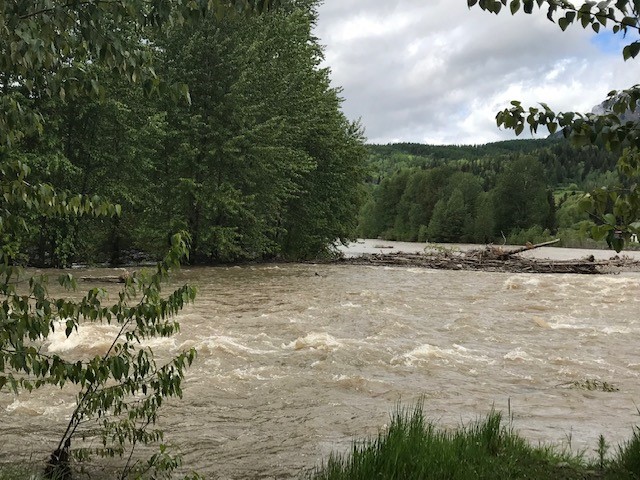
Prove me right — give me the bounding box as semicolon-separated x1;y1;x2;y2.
309;403;640;480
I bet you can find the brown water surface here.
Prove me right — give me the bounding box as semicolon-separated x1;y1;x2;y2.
2;252;640;478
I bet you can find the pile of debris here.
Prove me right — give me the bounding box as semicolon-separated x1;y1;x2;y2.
336;240;640;274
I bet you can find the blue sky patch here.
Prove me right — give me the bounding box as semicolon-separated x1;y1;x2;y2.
591;30;631;55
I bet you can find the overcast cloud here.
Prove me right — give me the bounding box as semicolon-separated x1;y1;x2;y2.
313;1;640;145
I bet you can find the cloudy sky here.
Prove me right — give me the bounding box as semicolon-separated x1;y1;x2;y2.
313;1;640;145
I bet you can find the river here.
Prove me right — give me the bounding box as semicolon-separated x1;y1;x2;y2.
2;240;640;478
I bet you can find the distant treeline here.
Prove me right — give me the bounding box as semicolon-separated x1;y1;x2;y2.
358;140;618;246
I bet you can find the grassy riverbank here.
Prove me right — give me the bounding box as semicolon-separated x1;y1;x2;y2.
309;404;640;480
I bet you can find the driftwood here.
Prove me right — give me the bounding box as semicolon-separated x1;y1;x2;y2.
336;242;640;275
493;238;561;259
80;270;131;283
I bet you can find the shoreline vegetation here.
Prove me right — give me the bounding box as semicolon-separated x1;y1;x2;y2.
308;404;640;480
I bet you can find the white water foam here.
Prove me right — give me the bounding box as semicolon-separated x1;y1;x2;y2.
283;332;343;351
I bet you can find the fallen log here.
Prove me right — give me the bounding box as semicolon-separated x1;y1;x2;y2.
498;239;561;258
80;270;132;283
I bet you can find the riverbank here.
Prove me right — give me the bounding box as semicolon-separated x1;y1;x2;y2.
339;238;640;260
310;405;640;480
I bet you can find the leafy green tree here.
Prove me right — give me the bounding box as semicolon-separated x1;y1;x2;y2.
16;67;168;266
469;0;640;250
492;156;551;236
426;189;467;243
581;147;640;251
156;1;365;261
393;167;456;241
365;169;413;239
473;191;497;243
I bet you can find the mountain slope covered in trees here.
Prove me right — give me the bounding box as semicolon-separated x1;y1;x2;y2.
358;139;619;246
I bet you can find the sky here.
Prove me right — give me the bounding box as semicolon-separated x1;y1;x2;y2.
312;1;640;145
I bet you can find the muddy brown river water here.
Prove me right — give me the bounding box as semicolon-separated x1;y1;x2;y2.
2;242;640;478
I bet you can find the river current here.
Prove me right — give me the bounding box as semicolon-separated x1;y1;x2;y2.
2;241;640;478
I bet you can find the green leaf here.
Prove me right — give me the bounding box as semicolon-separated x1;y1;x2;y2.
558;16;570;30
623;41;640;60
522;0;533;14
591;223;613;240
604;213;617;225
608;230;625;253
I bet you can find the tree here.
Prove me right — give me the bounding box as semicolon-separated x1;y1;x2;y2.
113;0;366;263
1;1;278;477
469;0;640;251
473;192;497;243
492;156;551;236
426;189;468;242
367;170;413;239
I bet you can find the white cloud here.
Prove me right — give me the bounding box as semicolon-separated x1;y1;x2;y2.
313;1;640;145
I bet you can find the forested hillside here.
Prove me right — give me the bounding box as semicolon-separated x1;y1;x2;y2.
10;0;366;266
358;140;619;246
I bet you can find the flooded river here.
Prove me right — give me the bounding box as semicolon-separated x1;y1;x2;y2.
2;242;640;478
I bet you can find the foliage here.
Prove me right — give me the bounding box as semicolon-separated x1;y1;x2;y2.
1;161;198;476
506;225;554;245
310;404;587;480
311;402;640;480
358;145;569;244
0;0;282;146
581;147;640;251
7;1;365;266
615;425;640;477
426;189;468;242
493;157;552;235
157;3;366;261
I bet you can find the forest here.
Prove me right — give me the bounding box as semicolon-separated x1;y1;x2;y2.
6;0;367;267
358;139;622;247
